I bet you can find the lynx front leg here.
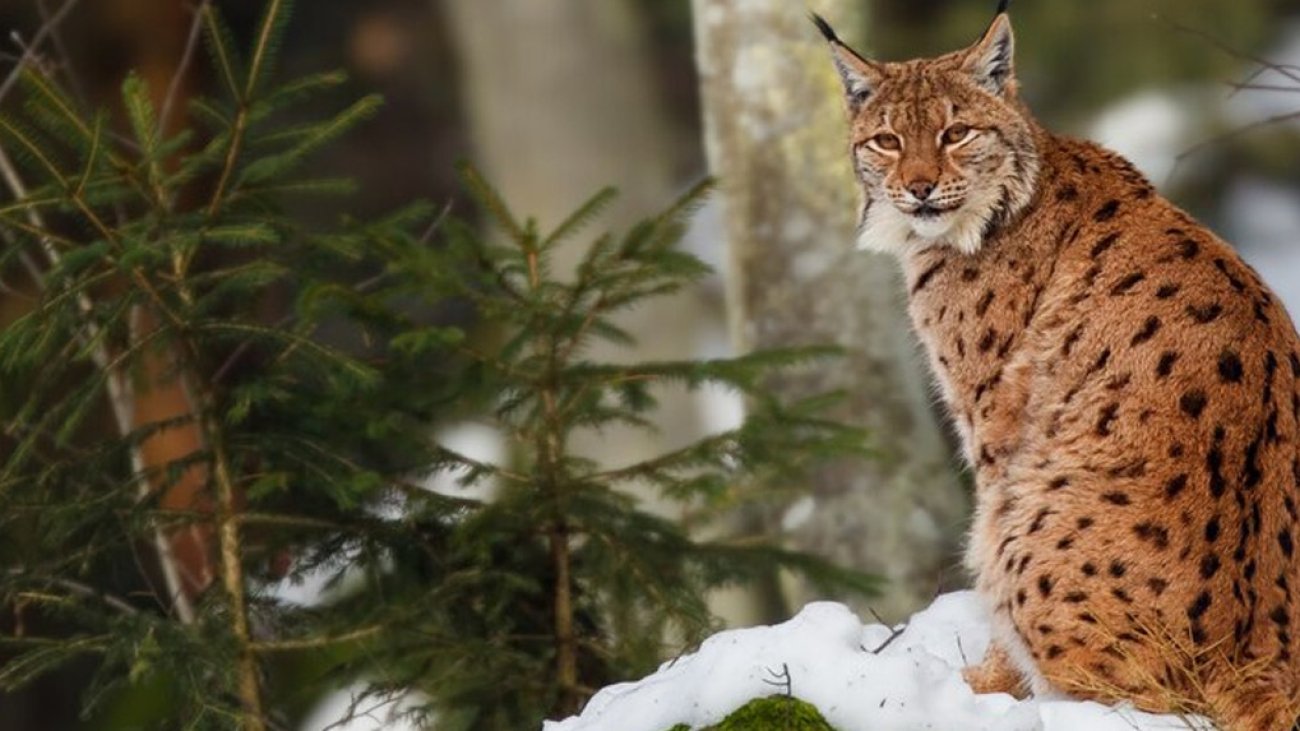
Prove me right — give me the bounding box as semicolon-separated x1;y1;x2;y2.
963;641;1029;699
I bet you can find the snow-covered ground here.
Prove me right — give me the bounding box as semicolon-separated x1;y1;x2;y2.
546;591;1215;731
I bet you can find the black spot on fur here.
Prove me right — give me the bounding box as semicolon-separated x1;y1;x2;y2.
1064;591;1088;603
1219;350;1244;383
1029;508;1053;534
1271;606;1289;627
978;328;997;352
1208;446;1227;499
1191;624;1208;645
1049;477;1070;490
1110;272;1146;296
1134;522;1169;549
1187;591;1212;620
1090;233;1119;258
1102;492;1131;506
1187;303;1223;324
1108;460;1147;479
1057;185;1079;202
1155;283;1180;299
1243;431;1263;489
1131;316;1161;346
1281;530;1295;558
1164;474;1189;500
1092;345;1112;369
1038;575;1054;597
911;260;946;294
1156;351;1179;378
1148;578;1168;595
1077;517;1094;530
1180;390;1207;418
1096;403;1120;436
1109;561;1127;578
1205;517;1221;543
1094;200;1121;221
1082;562;1098;576
1083;266;1101;286
1177;239;1199;259
1200;553;1221;579
1214;258;1247;292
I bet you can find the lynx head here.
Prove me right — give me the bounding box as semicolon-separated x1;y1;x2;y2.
815;5;1041;256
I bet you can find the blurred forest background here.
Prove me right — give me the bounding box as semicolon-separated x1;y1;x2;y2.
0;0;1298;729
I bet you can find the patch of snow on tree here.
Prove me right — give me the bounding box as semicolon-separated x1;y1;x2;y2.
545;591;1214;731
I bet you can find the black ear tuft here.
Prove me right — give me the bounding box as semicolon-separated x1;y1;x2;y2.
996;0;1011;14
810;13;839;44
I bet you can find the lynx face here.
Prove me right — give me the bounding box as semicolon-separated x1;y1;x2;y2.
818;15;1040;255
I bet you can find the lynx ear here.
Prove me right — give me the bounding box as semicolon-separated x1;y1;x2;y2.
962;12;1015;95
811;13;883;111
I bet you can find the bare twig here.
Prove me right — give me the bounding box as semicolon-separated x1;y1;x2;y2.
35;0;90;110
158;1;210;138
761;663;793;697
1226;82;1300;94
6;568;138;615
1156;15;1300;188
0;0;82;107
1176;110;1300;163
864;606;907;654
1158;15;1300;88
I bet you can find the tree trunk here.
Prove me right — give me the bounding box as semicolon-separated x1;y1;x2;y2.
692;0;970;619
442;0;723;511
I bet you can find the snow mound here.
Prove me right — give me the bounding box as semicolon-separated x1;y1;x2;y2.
545;591;1214;731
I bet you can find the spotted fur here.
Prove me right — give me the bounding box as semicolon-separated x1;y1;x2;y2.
820;9;1300;730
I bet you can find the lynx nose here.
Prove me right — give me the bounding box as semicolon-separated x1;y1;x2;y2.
907;180;936;201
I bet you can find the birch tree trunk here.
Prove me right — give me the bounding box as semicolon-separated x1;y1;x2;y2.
692;0;970;619
442;0;718;483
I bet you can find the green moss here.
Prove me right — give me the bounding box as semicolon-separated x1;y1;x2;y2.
663;696;837;731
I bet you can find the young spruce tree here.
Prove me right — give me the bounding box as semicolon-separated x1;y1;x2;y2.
0;2;876;729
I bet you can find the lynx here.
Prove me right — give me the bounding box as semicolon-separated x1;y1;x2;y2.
816;5;1300;730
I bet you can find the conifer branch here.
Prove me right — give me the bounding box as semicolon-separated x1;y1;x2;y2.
201;402;266;730
5;569;138;615
250;624;382;652
0;142;197;624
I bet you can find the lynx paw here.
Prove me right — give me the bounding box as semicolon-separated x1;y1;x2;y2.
963;643;1028;699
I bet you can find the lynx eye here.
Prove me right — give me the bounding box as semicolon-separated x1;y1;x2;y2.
942;124;973;145
869;133;901;152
